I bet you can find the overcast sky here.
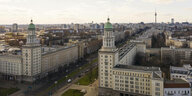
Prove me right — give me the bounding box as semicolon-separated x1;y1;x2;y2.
0;0;191;24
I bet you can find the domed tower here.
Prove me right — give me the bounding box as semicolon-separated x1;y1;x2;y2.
22;20;41;82
101;18;116;51
26;20;39;44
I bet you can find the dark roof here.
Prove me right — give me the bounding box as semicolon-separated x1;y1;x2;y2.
114;64;161;71
164;79;190;88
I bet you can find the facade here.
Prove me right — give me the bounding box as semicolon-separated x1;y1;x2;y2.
119;43;136;65
170;64;192;86
161;47;192;65
41;45;78;75
0;55;22;79
111;65;164;96
136;43;146;54
98;18;164;96
164;79;191;96
165;38;187;48
68;40;85;59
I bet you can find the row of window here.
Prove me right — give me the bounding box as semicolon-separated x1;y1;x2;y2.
114;73;151;78
165;90;190;94
114;87;151;95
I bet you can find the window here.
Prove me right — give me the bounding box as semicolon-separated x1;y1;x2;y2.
130;81;134;84
155;92;160;96
155;83;160;86
135;86;139;89
130;85;134;88
130;77;134;80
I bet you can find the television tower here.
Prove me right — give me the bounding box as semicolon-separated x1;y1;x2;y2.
155;10;157;24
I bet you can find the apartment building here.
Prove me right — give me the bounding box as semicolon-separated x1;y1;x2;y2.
98;18;164;96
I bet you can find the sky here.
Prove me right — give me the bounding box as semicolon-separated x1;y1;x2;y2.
0;0;191;24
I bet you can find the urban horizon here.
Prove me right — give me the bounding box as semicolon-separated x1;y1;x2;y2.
0;0;191;24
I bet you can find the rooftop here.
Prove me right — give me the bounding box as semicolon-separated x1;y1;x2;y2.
119;43;136;60
28;20;35;30
164;79;190;88
113;64;161;72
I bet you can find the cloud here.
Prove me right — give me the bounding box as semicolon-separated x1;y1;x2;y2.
0;0;27;3
142;0;186;4
185;7;192;11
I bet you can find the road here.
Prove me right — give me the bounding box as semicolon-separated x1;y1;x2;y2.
53;62;98;96
25;53;98;96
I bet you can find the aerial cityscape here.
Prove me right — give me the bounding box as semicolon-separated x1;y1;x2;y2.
0;0;192;96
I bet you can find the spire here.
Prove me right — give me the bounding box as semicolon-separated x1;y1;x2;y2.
31;19;33;23
107;17;110;22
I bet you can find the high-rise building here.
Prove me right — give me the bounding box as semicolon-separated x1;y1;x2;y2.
22;20;42;81
171;18;174;24
12;23;18;32
99;18;119;89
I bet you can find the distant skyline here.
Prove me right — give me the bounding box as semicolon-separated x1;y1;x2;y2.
0;0;191;24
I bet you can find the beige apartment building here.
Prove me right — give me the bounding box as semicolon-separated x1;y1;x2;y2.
41;45;78;75
0;55;22;77
99;18;164;96
161;47;192;65
111;65;163;96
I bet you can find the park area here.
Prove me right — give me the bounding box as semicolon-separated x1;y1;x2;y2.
0;87;19;96
61;89;85;96
76;67;98;85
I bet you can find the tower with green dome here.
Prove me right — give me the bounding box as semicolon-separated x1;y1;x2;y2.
28;20;35;30
102;18;116;50
26;20;39;44
104;18;113;30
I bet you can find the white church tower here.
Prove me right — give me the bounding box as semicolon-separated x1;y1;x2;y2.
99;18;119;89
22;20;41;82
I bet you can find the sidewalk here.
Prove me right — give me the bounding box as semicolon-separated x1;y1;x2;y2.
53;80;98;96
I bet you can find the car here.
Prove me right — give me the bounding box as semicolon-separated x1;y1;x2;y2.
67;79;71;83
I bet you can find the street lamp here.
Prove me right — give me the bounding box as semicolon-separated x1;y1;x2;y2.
54;81;58;91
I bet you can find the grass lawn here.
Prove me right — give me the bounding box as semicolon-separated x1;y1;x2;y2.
0;87;19;96
76;67;98;85
61;89;85;96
